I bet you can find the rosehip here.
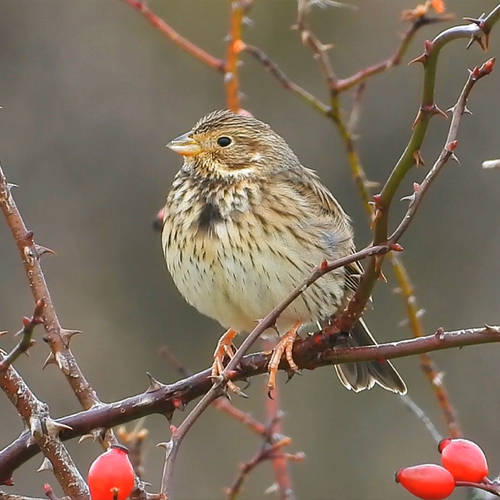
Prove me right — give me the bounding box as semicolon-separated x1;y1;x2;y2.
88;445;134;500
438;438;488;482
396;464;455;500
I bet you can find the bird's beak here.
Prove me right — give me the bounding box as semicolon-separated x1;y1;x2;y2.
166;132;202;156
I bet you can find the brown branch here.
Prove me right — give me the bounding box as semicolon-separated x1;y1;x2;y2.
262;339;294;500
119;0;225;73
0;160;120;466
155;242;391;499
0;494;69;500
225;1;247;111
455;479;500;497
0;299;44;372
296;0;337;89
226;427;302;500
0;355;88;498
1;324;499;483
335;13;454;92
241;44;330;115
160;345;268;437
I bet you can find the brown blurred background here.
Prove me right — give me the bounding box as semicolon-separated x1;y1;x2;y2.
1;1;500;499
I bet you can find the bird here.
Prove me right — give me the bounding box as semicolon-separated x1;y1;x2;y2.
161;109;406;396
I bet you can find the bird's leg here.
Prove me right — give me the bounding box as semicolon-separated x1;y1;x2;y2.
267;320;302;396
212;328;241;394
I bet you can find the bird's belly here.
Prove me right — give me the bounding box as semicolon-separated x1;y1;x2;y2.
164;221;346;333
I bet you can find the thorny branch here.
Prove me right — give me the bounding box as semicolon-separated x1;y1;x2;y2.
0;299;44;372
1;323;499;483
226;412;304;500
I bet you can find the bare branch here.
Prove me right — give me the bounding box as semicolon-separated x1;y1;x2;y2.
0;299;44;372
1;323;499;482
119;0;225;73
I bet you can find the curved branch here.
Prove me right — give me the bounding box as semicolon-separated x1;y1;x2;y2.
0;324;499;483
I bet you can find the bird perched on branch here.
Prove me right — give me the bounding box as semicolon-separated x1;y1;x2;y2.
161;109;406;396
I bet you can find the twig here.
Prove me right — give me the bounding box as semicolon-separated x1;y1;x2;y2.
226;434;303;500
0;299;44;372
2;323;500;482
392;256;461;438
263;339;294;500
0;355;88;498
43;485;61;500
334;7;500;334
296;0;337;89
241;44;330;115
399;395;442;444
455;479;500;497
225;1;247;111
0;160;117;454
335;14;453;92
116;421;149;480
119;0;225;73
160;345;268;436
0;494;69;500
390;58;495;244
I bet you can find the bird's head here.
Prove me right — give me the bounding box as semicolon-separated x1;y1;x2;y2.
166;110;299;181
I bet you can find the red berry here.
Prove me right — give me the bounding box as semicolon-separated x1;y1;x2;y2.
439;438;488;482
396;464;455;500
88;445;134;500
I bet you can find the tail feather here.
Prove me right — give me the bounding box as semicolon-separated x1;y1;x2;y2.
334;318;407;395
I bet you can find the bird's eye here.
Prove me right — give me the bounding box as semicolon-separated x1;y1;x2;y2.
217;136;232;147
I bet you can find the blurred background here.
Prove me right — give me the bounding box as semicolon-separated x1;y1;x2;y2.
0;1;500;499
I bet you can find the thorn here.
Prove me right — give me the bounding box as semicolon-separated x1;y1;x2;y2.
463;106;473;115
7;182;19;191
60;329;81;346
45;418;73;437
413;150;425;167
146;372;166;392
0;331;7;337
378;270;388;283
37;457;53;473
374;254;385;273
364;179;380;189
433;105;448;119
78;433;95;444
408;53;427;66
463;15;486;27
398;318;409;328
400;192;416;206
264;483;280;495
370;208;382;229
42;352;57;369
412;108;424;129
449;153;460;164
242;15;254;27
35;244;56;259
432;371;445;386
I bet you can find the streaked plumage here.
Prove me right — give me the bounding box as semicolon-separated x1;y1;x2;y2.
162;110;406;395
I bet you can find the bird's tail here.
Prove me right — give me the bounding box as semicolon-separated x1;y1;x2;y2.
334;318;407;394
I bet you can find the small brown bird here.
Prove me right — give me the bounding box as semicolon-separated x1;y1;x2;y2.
162;110;406;395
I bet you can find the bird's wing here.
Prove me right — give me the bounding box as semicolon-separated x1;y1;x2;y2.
276;166;363;296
